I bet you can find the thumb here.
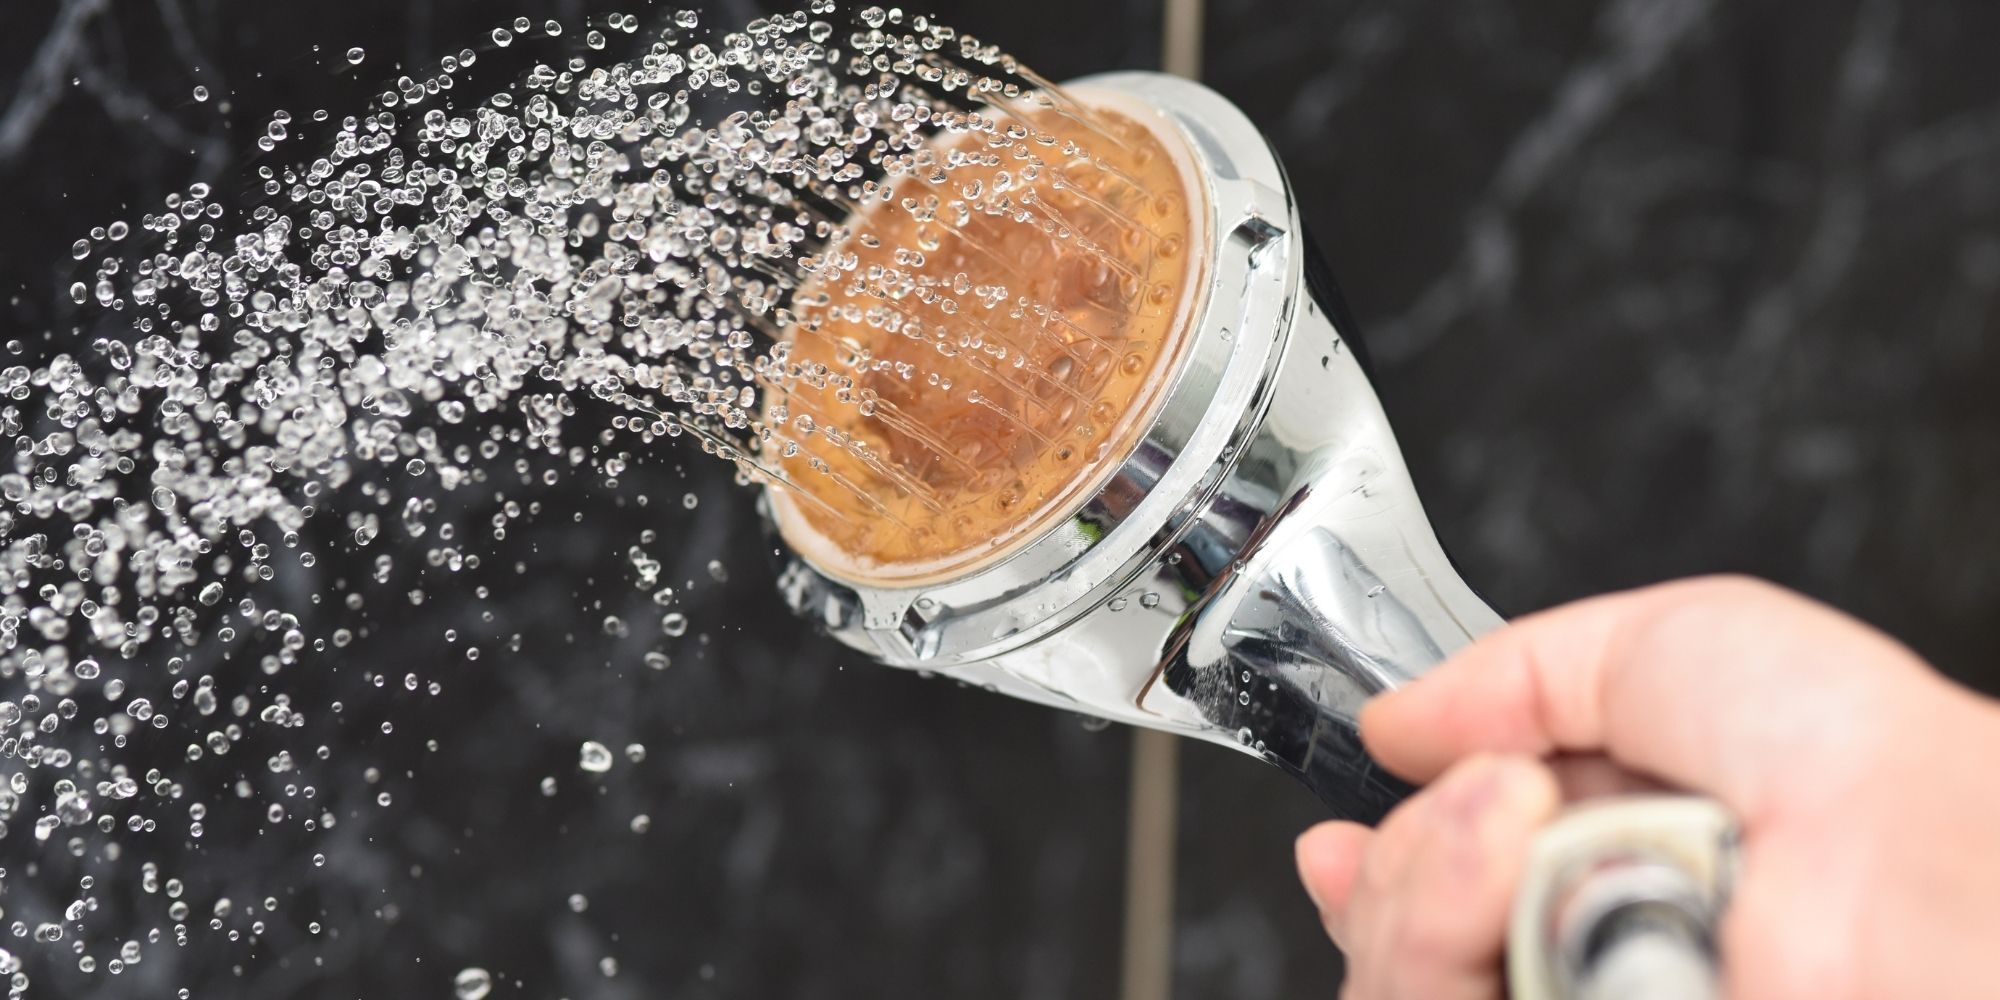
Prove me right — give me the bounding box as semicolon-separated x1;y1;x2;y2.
1359;575;1937;818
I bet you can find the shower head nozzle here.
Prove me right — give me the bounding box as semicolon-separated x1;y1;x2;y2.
762;72;1500;822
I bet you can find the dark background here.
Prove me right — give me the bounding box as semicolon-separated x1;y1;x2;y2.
1;0;1995;997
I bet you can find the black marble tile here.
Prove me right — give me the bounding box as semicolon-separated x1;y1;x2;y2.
0;2;1154;998
1188;0;2000;992
3;1;1997;998
1204;0;2000;686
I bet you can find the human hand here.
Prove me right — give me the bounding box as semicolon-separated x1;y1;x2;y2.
1294;575;2000;999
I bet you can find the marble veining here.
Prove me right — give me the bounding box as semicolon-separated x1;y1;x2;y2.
0;0;1993;996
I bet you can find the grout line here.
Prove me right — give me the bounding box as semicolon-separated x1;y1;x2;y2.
1119;9;1204;1000
1161;0;1204;79
1120;728;1176;1000
1119;728;1182;1000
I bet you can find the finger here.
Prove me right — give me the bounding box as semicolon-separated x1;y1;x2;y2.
1296;821;1372;946
1348;755;1560;1000
1358;575;1925;817
1330;777;1455;972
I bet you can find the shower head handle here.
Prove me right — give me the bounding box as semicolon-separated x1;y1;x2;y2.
765;71;1500;822
760;71;1732;992
1150;260;1504;820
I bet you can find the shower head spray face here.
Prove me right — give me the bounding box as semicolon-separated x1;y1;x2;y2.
762;72;1500;821
765;98;1206;585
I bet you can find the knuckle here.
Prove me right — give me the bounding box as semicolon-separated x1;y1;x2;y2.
1634;575;1793;659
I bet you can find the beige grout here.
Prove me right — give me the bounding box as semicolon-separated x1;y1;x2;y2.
1119;8;1203;1000
1120;729;1182;1000
1162;0;1204;79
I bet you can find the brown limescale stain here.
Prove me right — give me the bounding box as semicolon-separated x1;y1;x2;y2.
766;93;1203;584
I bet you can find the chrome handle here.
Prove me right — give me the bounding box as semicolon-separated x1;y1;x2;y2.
1155;268;1504;822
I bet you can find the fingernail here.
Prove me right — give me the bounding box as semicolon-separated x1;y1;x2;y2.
1356;697;1384;731
1356;693;1397;738
1435;754;1511;824
1359;678;1423;728
1445;756;1556;840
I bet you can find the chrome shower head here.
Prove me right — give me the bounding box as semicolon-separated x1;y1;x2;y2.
763;71;1501;822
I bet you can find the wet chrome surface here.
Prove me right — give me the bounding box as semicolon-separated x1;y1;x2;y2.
769;72;1501;820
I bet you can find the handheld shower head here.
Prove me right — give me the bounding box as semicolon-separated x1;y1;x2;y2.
763;71;1498;822
759;70;1736;998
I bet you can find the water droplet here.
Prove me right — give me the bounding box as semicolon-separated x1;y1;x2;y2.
577;740;613;774
0;6;1203;963
454;966;493;1000
345;47;366;65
